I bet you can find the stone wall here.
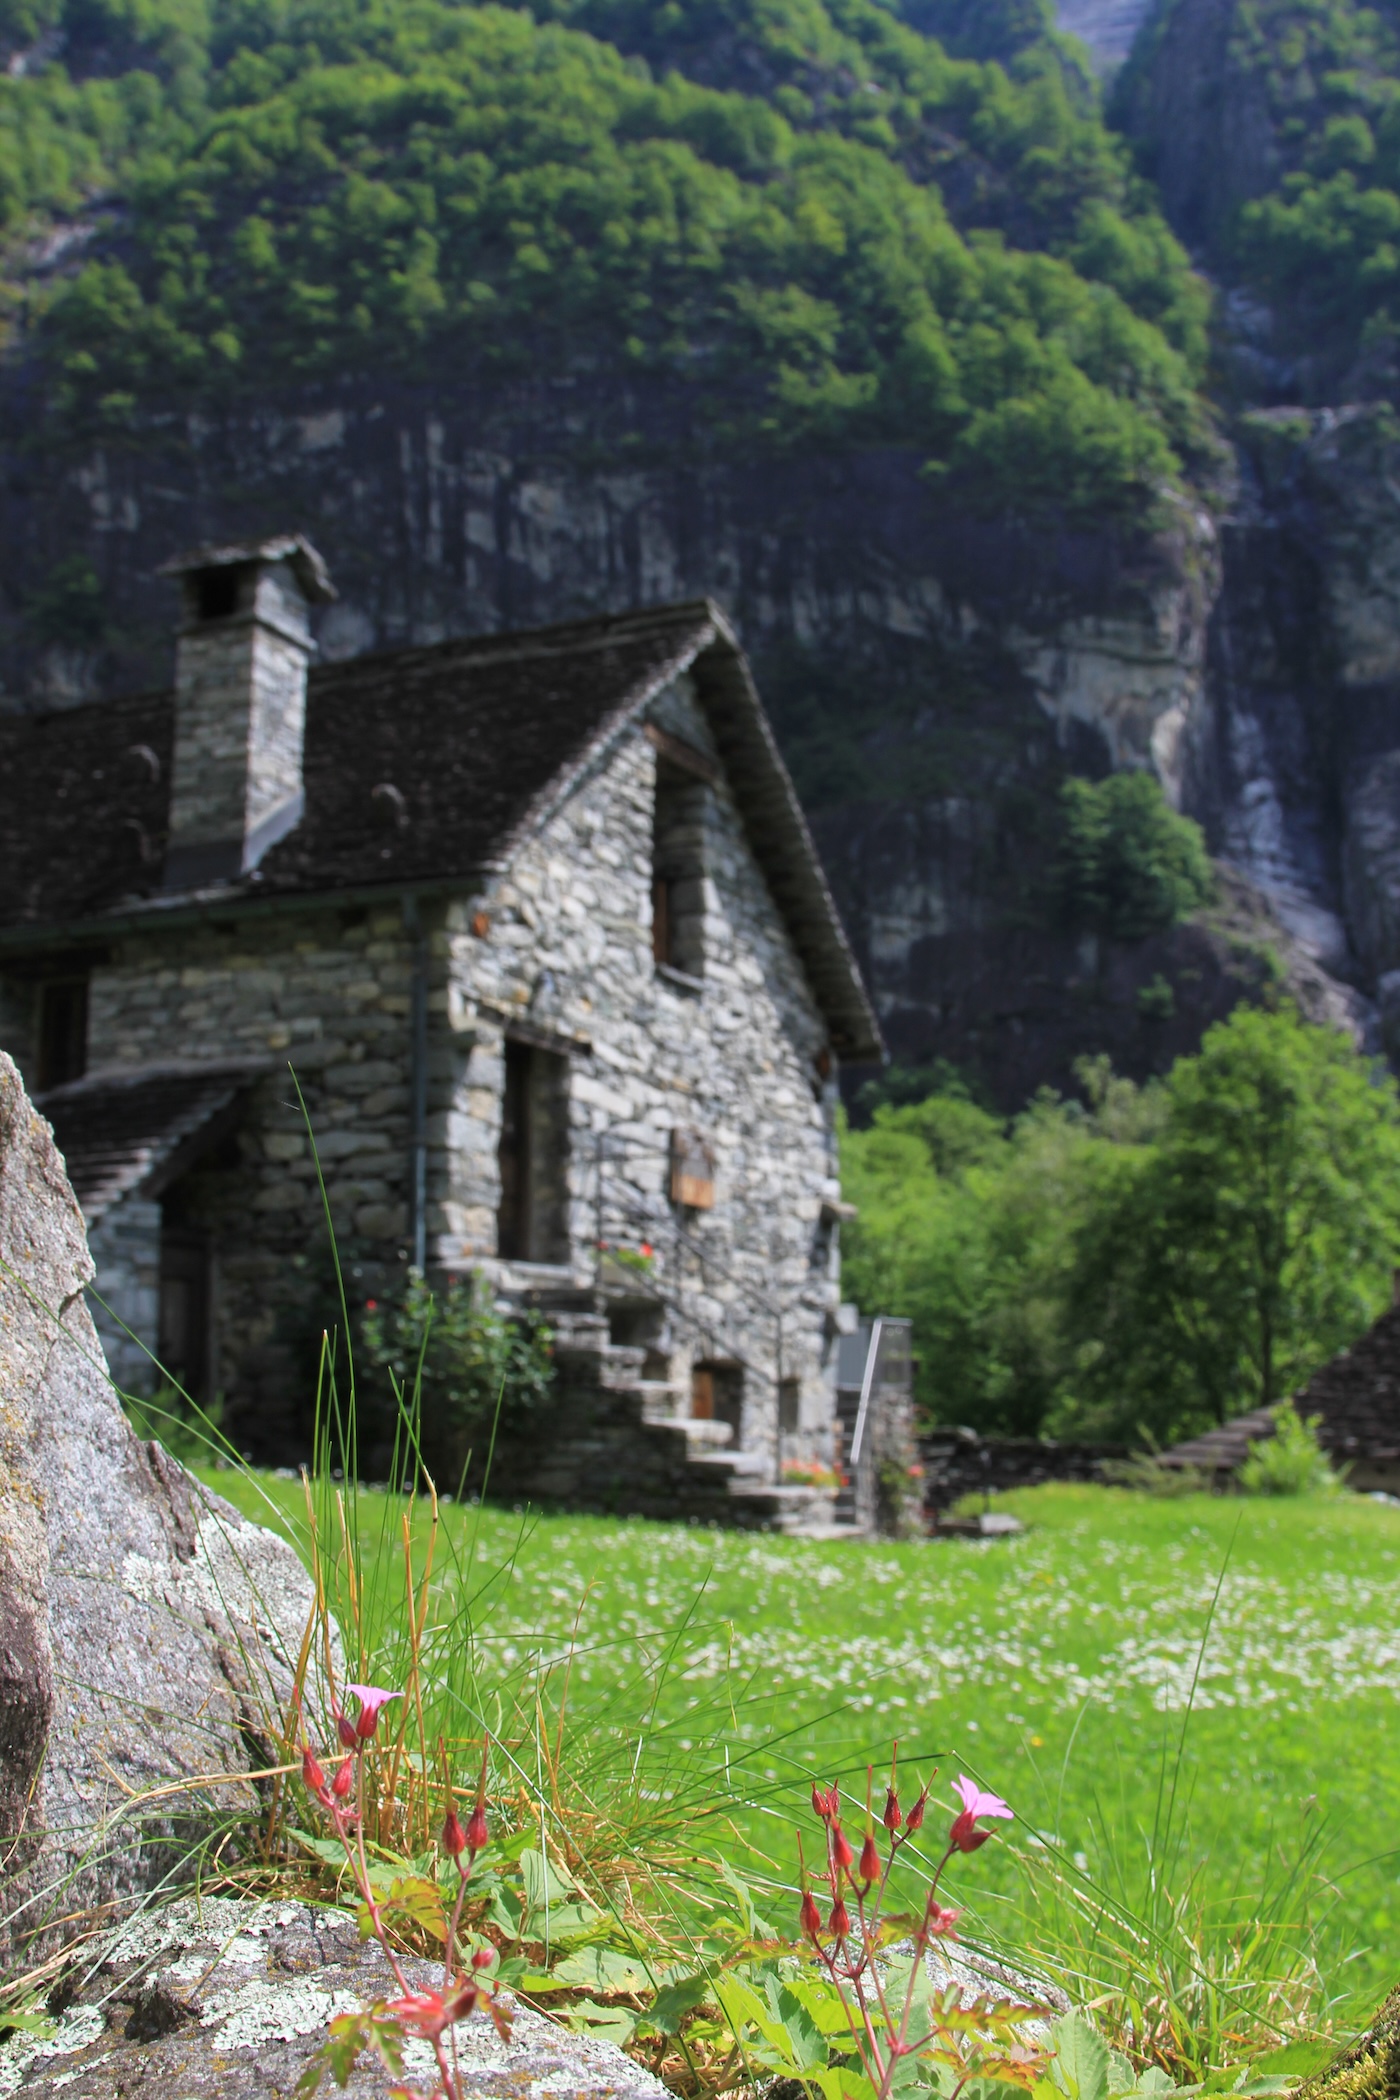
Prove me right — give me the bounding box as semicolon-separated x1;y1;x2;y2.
87;1194;161;1395
4;901;422;1450
443;675;843;1466
919;1428;1128;1512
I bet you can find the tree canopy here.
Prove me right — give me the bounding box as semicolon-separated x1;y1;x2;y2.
841;1007;1400;1444
0;0;1210;516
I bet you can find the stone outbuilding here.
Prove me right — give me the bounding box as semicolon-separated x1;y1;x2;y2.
1159;1298;1400;1493
0;535;891;1526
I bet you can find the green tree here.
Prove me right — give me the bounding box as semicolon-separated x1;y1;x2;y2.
841;1068;1160;1431
1064;1006;1400;1441
1058;770;1214;939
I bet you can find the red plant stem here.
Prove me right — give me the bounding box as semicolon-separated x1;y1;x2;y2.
333;1752;461;2100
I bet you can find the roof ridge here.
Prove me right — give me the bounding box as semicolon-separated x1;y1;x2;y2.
309;598;720;683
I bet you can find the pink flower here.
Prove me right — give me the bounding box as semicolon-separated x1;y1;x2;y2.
948;1775;1013;1853
346;1684;402;1741
927;1904;959;1937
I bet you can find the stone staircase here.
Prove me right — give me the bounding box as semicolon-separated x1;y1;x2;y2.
490;1298;839;1533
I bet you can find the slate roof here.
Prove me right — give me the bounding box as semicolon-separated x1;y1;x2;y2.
0;600;882;1061
38;1060;268;1224
1161;1305;1400;1473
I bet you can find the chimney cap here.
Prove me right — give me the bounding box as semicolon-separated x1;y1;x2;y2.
158;532;337;604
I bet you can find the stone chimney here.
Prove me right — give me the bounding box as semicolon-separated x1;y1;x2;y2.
158;534;336;890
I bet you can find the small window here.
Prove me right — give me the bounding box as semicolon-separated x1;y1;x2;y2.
778;1376;800;1433
652;763;707;977
497;1038;570;1263
36;976;88;1091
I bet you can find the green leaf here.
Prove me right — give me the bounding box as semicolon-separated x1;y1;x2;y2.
811;2064;880;2100
1052;2011;1111;2100
1247;2046;1332;2080
299;2010;371;2094
365;2010;407;2081
520;1846;576;1910
643;1974;712;2036
567;1998;644;2044
552;1945;655;1992
1108;2052;1136;2095
0;2012;57;2038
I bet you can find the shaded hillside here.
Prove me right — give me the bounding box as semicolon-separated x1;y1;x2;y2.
1115;0;1400;401
6;0;1382;1116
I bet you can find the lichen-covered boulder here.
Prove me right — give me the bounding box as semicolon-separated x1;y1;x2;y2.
0;1052;320;1960
0;1896;672;2100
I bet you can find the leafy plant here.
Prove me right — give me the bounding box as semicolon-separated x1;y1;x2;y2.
1239;1403;1344;1498
776;1756;1048;2100
295;1693;510;2100
359;1272;554;1492
1098;1452;1210;1497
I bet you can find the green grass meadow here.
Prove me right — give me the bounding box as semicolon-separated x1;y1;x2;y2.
208;1472;1400;2054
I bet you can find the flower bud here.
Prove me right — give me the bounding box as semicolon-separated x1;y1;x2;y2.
882;1787;902;1833
858;1832;880;1883
331;1756;354;1800
905;1787;927;1833
832;1825;855;1874
949;1810;990;1854
472;1947;496;1971
927;1904;959;1938
465;1802;489;1854
800;1888;822;1939
442;1808;467;1857
828;1896;851;1938
302;1746;327;1796
337;1712;359;1751
811;1781;836;1823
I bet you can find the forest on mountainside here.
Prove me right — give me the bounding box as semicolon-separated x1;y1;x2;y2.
0;0;1209;515
1116;0;1400;398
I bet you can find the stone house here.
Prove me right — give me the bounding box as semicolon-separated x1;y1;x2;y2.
0;534;892;1526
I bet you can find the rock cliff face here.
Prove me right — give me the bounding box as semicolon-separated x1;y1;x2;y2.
0;375;1248;1102
1189;406;1400;1053
1110;0;1279;252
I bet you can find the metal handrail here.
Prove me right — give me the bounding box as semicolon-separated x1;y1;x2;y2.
847;1316;885;1471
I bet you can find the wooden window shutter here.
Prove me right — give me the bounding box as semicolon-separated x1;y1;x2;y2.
670;1127;715;1209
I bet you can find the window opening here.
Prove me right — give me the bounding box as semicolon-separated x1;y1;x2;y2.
651;762;707;976
497;1038;570;1263
36;976;88;1091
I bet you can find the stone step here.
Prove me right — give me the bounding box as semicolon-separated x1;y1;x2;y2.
726;1482;842;1535
681;1418;734;1448
683;1446;767;1478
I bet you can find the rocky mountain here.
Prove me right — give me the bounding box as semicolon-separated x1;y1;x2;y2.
4;0;1400;1108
